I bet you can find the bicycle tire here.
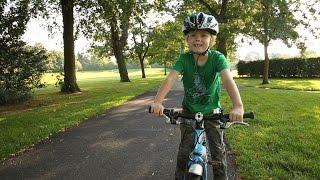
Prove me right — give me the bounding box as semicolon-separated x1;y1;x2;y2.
187;173;201;180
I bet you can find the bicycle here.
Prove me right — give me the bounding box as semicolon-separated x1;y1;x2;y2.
149;107;254;180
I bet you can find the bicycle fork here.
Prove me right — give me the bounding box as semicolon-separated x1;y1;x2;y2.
187;128;208;179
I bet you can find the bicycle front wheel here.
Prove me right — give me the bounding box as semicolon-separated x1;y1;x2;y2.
187;173;201;180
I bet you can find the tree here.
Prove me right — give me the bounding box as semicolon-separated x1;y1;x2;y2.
292;1;320;57
130;23;150;78
128;2;154;78
148;21;184;75
243;0;299;84
60;0;80;92
85;0;170;81
30;0;92;92
0;1;47;104
85;1;136;82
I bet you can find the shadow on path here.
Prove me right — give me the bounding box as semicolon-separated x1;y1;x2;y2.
0;80;238;180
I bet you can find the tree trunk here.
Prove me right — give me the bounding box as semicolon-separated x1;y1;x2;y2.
262;42;269;84
60;0;80;93
110;17;130;82
216;34;228;57
139;56;146;78
114;48;130;82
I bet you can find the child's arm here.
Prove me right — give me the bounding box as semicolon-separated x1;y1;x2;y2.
220;69;244;122
150;70;180;116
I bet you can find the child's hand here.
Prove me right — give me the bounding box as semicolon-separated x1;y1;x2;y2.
229;106;244;122
150;102;164;116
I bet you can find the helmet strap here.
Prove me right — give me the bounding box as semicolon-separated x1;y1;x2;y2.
199;48;209;56
193;47;209;56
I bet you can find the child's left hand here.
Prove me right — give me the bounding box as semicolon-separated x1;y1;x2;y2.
229;106;244;122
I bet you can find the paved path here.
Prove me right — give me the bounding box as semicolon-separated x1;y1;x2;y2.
0;80;237;180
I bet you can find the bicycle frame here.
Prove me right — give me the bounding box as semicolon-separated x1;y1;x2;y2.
186;120;209;180
148;107;254;180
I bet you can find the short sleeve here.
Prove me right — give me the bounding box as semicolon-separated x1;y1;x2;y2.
173;54;184;74
216;53;230;72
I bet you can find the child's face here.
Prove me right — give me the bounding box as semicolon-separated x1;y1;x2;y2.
186;30;213;54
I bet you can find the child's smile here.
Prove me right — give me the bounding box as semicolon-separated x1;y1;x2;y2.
193;43;203;48
187;30;212;54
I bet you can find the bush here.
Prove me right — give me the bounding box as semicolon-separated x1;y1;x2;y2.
0;45;48;105
237;57;320;78
0;1;48;104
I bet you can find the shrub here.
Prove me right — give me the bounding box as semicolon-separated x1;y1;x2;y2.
0;1;47;104
0;45;48;105
237;57;320;78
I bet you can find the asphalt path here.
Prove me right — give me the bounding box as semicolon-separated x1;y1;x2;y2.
0;80;237;180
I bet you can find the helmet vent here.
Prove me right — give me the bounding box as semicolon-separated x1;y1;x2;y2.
182;12;219;35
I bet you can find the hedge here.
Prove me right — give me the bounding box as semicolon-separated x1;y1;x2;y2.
237;57;320;78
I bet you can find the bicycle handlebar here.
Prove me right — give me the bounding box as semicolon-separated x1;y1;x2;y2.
149;106;254;125
149;107;254;122
162;108;254;121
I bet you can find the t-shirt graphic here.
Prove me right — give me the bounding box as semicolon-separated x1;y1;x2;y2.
185;72;210;105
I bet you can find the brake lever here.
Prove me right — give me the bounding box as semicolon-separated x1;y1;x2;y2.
163;114;171;124
220;121;249;129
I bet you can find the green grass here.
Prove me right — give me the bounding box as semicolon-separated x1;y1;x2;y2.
0;68;166;161
221;78;320;179
1;71;320;179
235;78;320;91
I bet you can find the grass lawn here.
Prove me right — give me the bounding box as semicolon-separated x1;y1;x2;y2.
222;78;320;179
0;68;166;161
235;77;320;91
1;70;320;179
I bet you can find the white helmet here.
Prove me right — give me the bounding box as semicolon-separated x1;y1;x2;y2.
182;12;219;35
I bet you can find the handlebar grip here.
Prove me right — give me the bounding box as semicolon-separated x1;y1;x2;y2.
243;111;254;119
148;106;172;115
163;109;172;116
224;111;254;120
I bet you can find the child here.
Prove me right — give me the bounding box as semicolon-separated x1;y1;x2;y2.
150;12;244;180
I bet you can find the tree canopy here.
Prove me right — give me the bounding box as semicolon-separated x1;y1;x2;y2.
0;1;47;104
148;21;185;74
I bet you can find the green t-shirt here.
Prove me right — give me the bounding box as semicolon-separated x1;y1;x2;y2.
173;50;230;114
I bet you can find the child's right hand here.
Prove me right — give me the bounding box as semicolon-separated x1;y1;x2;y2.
150;102;164;116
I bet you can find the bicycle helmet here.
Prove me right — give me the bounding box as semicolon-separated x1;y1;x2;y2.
182;12;219;35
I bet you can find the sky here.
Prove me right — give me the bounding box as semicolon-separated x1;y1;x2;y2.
22;18;91;54
235;37;320;60
22;8;320;61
